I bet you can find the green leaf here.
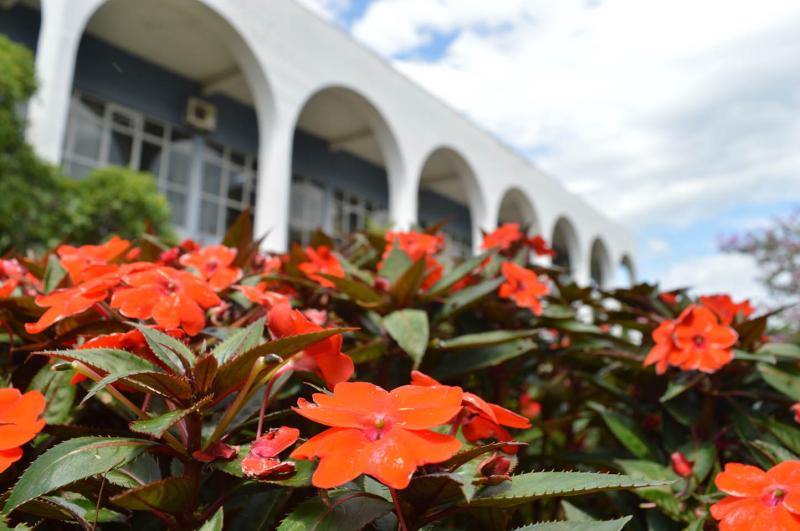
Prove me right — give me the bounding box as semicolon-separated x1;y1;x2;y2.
346;339;387;364
42;254;66;293
765;419;800;455
598;409;661;461
28;364;75;425
389;257;426;307
213;328;352;398
320;274;384;307
465;471;671;508
436;277;504;321
193;354;219;395
659;374;703;403
383;309;429;368
276;492;392;531
134;324;195;370
752;440;800;464
199;508;224;531
758;363;800;400
432;339;537;379
4;437;153;513
211;317;265;364
129;408;192;438
612;460;684;520
379;244;413;285
757;343;800;361
513;516;632;531
110;476;193;513
82;370;192;404
443;442;526;472
427;251;491;298
432;330;538;351
43;348;160;375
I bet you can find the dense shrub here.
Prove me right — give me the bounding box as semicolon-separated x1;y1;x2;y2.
0;36;173;253
0;216;797;530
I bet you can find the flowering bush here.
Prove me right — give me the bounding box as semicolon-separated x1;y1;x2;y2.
0;216;798;530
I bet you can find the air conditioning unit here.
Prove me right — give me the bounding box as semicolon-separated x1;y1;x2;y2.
186;97;217;132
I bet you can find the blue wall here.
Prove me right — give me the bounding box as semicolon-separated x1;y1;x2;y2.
0;5;40;52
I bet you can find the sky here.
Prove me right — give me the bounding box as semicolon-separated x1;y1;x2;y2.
298;0;800;304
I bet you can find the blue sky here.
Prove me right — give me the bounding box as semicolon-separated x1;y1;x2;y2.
300;0;800;303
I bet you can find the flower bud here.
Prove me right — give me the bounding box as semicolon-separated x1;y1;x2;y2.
671;451;694;478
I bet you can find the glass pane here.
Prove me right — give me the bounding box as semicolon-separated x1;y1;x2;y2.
227;169;247;202
72;122;103;160
230;151;245;167
111;111;132;129
205;141;225;159
144;119;164;138
108;130;133;166
249;177;258;207
226;206;243;230
167;190;187;226
171;129;191;143
167;150;190;186
202;162;222;195
77;94;104;121
139;141;163;176
200;200;219;235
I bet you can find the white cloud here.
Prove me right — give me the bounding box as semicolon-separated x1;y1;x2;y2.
646;238;669;255
660;253;766;305
348;0;800;229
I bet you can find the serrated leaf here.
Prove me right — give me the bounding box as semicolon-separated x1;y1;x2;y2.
276;492;392;531
193;354;218;395
199;508;224;531
211;318;265;364
752;439;800;464
757;343;800;360
443;442;526;471
4;437;153;513
513;516;631;531
320;274;384;306
432;339;537;379
432;330;538;351
110;476;193;512
598;410;661;461
389;257;426;307
213;328;352;398
427;251;491;298
380;244;412;284
129;408;192;438
436;277;504;321
82;370;192;404
43;348;160;375
383;310;428;368
134;324;194;371
465;471;671;508
765;419;800;455
758;363;800;401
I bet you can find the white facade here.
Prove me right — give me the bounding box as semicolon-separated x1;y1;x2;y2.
19;0;636;286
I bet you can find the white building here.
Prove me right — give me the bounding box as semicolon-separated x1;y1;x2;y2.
1;0;636;287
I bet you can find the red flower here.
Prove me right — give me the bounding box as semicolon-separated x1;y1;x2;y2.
499;262;550;315
57;236;130;284
0;259;24;297
711;462;800;530
179;244;242;291
482;224;524;251
411;371;530;453
192;441;238;463
236;282;289;310
290;381;463;489
298;246;344;288
262;256;283;275
792;404;800;424
25;272;122;335
110;267;220;336
267;304;353;388
643;305;738;374
700;294;755;325
519;394;542;419
527;235;557;257
659;292;679;306
0;388;46;473
670;451;694;478
383;231;444;261
241;426;299;478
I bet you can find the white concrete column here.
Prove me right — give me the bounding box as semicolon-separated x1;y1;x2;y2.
388;172;417;230
26;0;101;163
254;113;294;252
573;246;591;286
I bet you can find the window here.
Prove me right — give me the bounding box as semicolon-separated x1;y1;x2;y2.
289;175;326;246
62;92;257;240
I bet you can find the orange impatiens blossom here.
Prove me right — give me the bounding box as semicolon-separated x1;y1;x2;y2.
236;282;289;310
25;272;122;335
411;371;530;453
482;223;524;251
527;234;557;257
0;388;46;473
298;246;344;289
499;261;550;316
110;267;220;336
711;461;800;531
241;426;300;478
58;236;130;284
267;303;353;388
290;381;463;489
792;403;800;424
700;294;755;325
179;244;242;291
643;305;738;374
0;259;24;297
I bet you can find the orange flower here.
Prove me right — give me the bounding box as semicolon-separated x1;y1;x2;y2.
0;388;46;473
25;272;122;335
267;303;353;388
527;235;557;257
0;259;24;298
482;223;524;251
700;294;755;325
383;231;444;261
643;305;738;374
298;246;344;288
290;381;463;489
711;462;800;531
236;282;289;309
659;292;679;306
792;404;800;424
519;394;542;419
499;262;550;315
241;426;299;478
262;256;283;275
110;267;220;336
57;236;130;284
179;244;242;291
411;371;530;453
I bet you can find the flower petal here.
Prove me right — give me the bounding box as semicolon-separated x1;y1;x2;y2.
716;463;769;497
389;385;463;429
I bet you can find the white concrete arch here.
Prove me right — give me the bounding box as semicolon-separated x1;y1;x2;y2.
497;187;540;234
417;146;486;254
589;237;613;289
617;254;637;287
551;216;582;280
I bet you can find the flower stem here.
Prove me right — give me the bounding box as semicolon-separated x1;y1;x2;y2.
389;487;408;531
